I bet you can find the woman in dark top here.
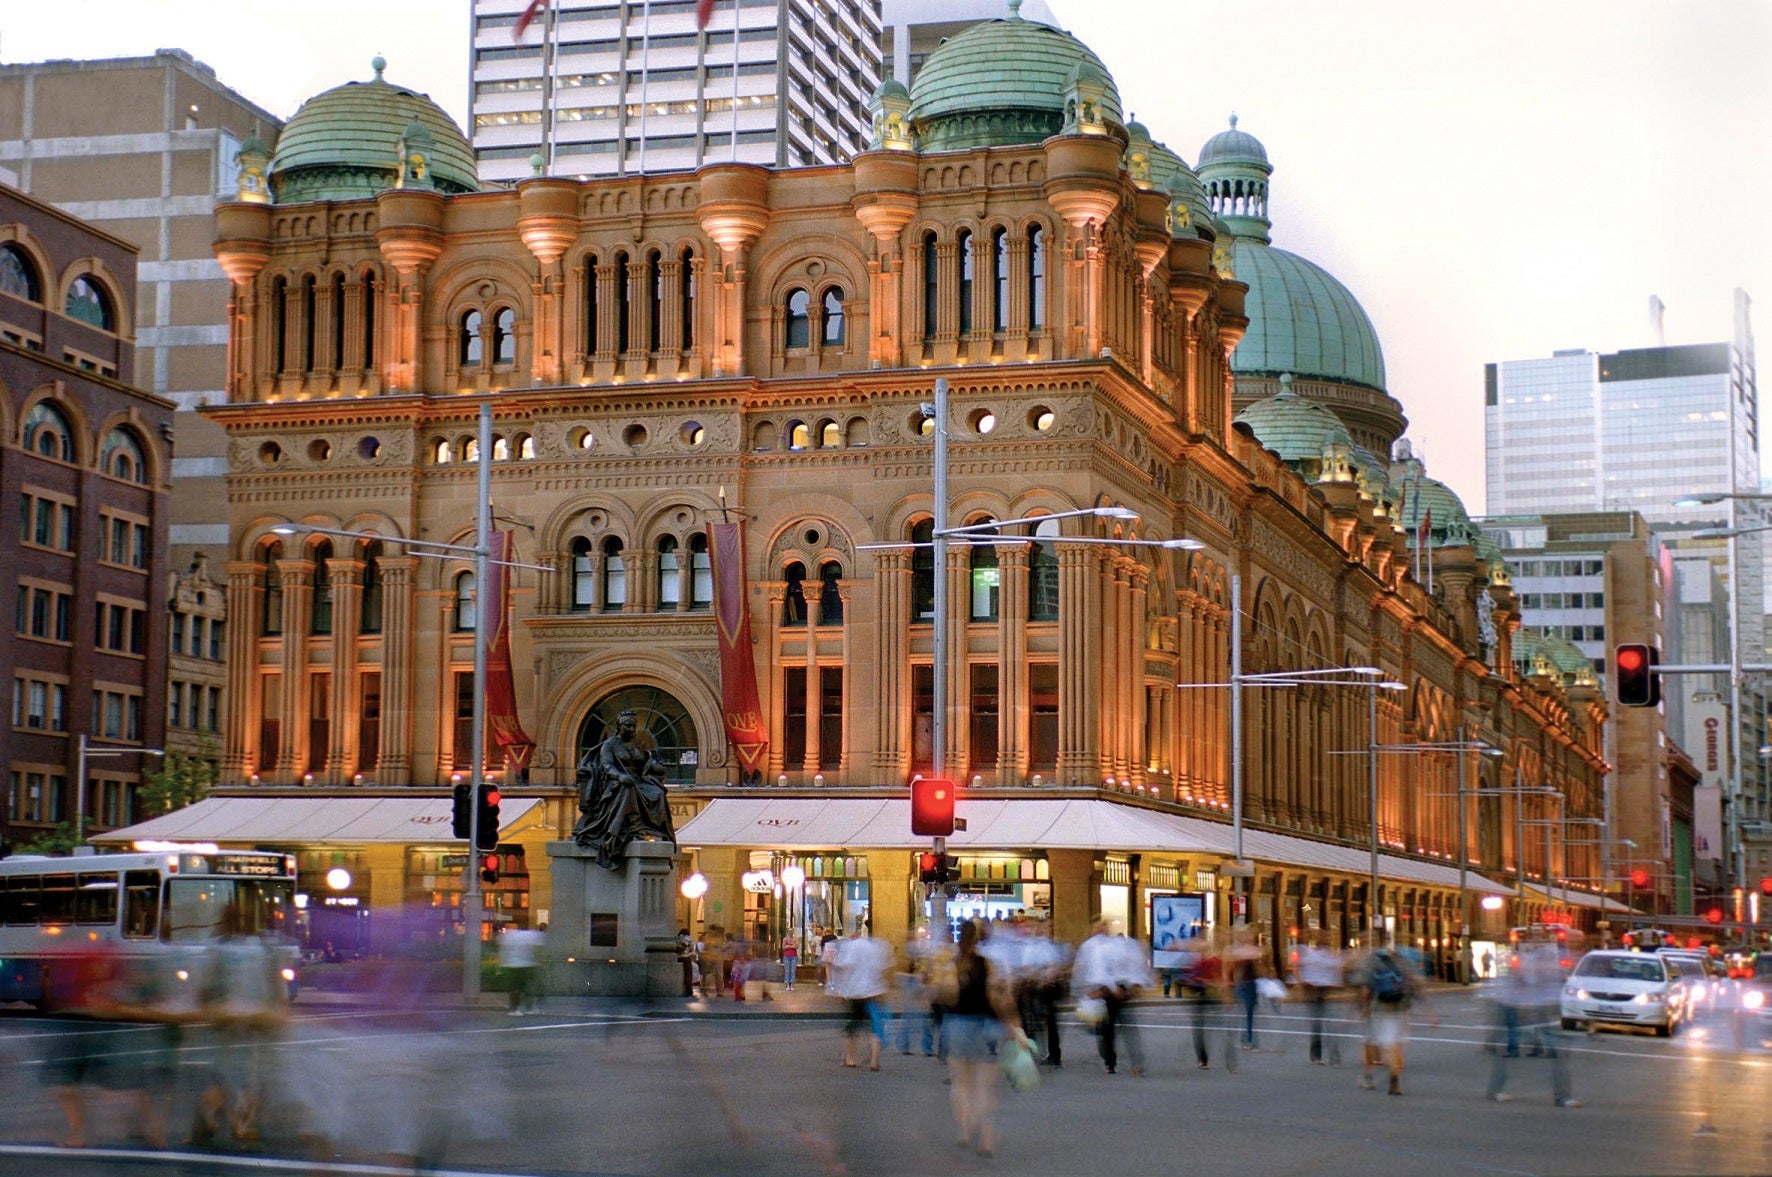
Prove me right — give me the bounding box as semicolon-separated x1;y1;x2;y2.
945;919;1025;1158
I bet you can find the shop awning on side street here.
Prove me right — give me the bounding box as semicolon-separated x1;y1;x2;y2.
88;794;542;846
1519;882;1632;912
677;796;1516;892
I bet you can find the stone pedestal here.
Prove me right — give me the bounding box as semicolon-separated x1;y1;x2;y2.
542;839;681;998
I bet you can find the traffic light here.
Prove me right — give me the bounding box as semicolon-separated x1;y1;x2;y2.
1630;868;1650;889
451;784;473;840
910;776;956;837
1613;643;1660;708
1705;906;1725;925
1759;876;1772;896
475;783;501;851
916;851;960;885
480;852;501;885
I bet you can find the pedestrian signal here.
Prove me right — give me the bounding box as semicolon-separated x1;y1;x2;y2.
1613;643;1660;708
910;776;956;837
1630;868;1650;888
480;853;501;885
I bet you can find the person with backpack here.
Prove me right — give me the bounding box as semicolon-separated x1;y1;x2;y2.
1353;937;1434;1095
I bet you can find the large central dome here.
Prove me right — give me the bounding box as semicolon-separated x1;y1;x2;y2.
907;3;1121;152
1230;244;1386;392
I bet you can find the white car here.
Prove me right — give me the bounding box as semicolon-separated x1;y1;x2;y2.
1561;950;1686;1036
1657;950;1729;1015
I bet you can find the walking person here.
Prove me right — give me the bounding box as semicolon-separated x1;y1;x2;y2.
1487;941;1579;1107
676;928;697;997
1180;934;1226;1069
1228;926;1262;1051
834;922;893;1070
501;922;546;1015
1073;920;1146;1075
946;919;1029;1159
1352;937;1434;1096
1297;934;1345;1065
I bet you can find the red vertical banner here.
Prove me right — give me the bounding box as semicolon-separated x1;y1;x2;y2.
484;531;536;778
708;521;769;778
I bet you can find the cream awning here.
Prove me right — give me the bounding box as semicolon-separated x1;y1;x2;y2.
676;796;1514;892
89;794;542;846
1520;882;1632;912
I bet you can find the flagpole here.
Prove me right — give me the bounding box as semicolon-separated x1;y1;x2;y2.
730;0;740;160
636;0;653;176
543;0;559;174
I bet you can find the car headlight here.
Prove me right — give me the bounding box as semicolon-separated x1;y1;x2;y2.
281;967;296;982
1635;992;1664;1005
1745;989;1765;1010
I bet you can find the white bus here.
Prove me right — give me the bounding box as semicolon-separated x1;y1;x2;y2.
0;846;299;1009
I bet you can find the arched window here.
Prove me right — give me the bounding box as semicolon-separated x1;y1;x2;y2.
784;288;811;349
922;232;939;341
65;275;114;331
969;525;1000;621
957;230;974;335
1028;516;1059;621
570;537;595;610
271;276;288;372
310;540;334;634
301;275;317;371
783;561;807;626
614;251;631;352
680;247;695;350
821;287;846;346
991;227;1009;332
0;244;41;301
463;437;480;463
601;537;626;610
261;541;285;635
647;251;663;352
331;272;346;370
818;560;844;624
492;307;517;365
360;540;384;633
460;310;484;367
658;535;681;608
360;270;376;367
517;433;535;459
453;570;477;631
1027;225;1045;331
688;532;713;609
24;402;75;462
100;427;146;482
492;435;510;461
910;519;935;621
583;253;600;355
820;420;841;448
433;438;454;464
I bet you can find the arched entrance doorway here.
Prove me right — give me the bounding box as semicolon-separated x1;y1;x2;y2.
576;685;701;784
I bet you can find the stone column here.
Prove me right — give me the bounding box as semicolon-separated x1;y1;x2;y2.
378;557;418;785
223;562;261;779
274;560;313;781
869;851;912;950
874;550;910;776
1056;542;1101;785
1046;849;1097;947
326;559;364;784
998;544;1029;783
1127;564;1149;788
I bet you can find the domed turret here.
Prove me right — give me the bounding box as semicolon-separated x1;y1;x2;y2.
1392;440;1476;549
868;77;914;151
269;57;477;204
907;2;1122;152
1234;374;1356;483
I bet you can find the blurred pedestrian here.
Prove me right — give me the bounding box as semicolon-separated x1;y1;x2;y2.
1487;941;1579;1107
677;928;697;997
502;922;545;1015
1228;926;1262;1050
1297;934;1345;1065
1073;920;1148;1075
946;919;1029;1158
1352;937;1433;1096
819;926;840;987
1179;933;1224;1069
834;923;893;1070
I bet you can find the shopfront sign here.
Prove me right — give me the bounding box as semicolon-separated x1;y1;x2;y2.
742;869;776;893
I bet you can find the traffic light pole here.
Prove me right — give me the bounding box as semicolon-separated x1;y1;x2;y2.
463;403;492;1000
930;377;950;939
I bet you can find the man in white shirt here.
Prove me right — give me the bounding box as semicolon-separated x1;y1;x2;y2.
1073;921;1147;1075
501;923;546;1015
1297;935;1344;1064
834;923;894;1070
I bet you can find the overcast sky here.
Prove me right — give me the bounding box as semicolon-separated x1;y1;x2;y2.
6;0;1768;511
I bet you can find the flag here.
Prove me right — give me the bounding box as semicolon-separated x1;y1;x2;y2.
696;0;716;29
708;520;770;778
514;0;548;40
483;531;536;778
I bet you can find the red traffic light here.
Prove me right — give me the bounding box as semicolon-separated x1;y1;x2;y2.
1612;643;1660;708
1615;647;1645;672
480;853;501;885
1630;868;1650;888
1704;907;1724;925
1759;876;1772;896
484;786;501;807
910;776;956;837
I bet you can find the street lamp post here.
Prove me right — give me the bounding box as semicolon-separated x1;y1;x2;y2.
75;733;165;846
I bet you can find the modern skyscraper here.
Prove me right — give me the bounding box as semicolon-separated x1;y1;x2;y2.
469;0;882;183
880;0;1059;86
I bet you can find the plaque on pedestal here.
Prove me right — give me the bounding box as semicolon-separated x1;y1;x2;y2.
542;839;680;997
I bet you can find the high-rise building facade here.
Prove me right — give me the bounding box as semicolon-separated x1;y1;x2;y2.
0;51;284;571
880;0;1059;86
470;0;881;183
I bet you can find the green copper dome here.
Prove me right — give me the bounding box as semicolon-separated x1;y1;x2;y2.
1229;242;1387;392
1393;443;1477;549
907;7;1121;151
1199;114;1269;167
270;58;477;203
1513;630;1597;687
1235;380;1354;480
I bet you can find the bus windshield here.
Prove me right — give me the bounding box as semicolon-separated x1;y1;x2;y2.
163;878;297;943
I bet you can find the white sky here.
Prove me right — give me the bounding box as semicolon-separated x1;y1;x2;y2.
5;0;1768;511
